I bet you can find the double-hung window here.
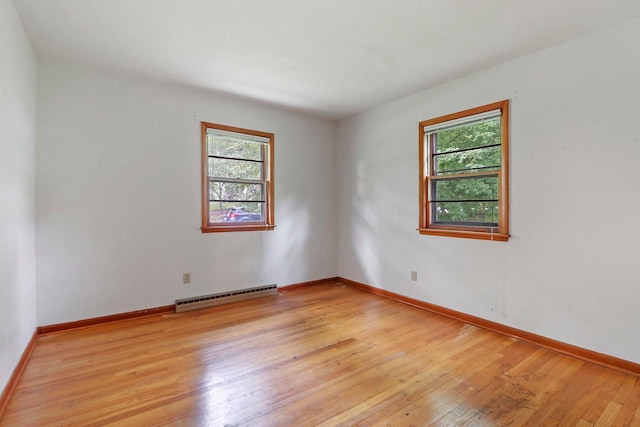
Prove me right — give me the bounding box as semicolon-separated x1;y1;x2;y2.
201;122;275;232
419;100;509;241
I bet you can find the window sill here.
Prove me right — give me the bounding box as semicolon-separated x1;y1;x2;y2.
417;228;509;242
202;224;276;233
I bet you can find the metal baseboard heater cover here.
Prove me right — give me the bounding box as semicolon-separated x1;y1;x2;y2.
175;284;278;313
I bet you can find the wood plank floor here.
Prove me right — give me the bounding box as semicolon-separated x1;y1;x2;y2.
2;283;640;426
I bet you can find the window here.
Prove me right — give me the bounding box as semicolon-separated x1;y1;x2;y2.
201;122;275;232
418;100;509;241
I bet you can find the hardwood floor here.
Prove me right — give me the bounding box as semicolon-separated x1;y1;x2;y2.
2;283;640;426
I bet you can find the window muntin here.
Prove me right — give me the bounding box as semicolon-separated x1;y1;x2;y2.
419;100;509;241
201;122;275;232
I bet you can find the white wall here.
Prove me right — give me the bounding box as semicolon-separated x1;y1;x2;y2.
336;18;640;363
36;59;337;326
0;0;37;393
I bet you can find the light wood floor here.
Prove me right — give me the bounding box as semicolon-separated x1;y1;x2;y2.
2;283;640;426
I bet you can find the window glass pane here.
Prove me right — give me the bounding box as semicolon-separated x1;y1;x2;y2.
434;145;501;175
433;201;499;225
435;117;500;154
209;182;264;202
209;202;228;223
208;158;262;180
208;135;263;161
433;176;498;202
209;202;264;223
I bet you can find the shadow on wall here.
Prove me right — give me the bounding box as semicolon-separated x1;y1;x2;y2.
352;160;383;287
264;197;311;284
351;170;423;289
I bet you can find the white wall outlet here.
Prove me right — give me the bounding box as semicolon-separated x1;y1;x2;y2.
183;273;191;284
411;271;417;281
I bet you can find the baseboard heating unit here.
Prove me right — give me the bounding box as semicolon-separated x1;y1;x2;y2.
175;284;278;313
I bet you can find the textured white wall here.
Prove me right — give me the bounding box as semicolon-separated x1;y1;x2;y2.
336;18;640;363
0;0;37;393
36;60;337;325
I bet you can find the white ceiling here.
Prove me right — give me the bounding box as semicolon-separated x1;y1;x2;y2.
13;0;640;119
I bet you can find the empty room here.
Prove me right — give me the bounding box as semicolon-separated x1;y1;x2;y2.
2;0;640;425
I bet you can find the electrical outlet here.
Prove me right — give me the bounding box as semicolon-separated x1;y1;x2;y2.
183;273;191;284
411;271;417;281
